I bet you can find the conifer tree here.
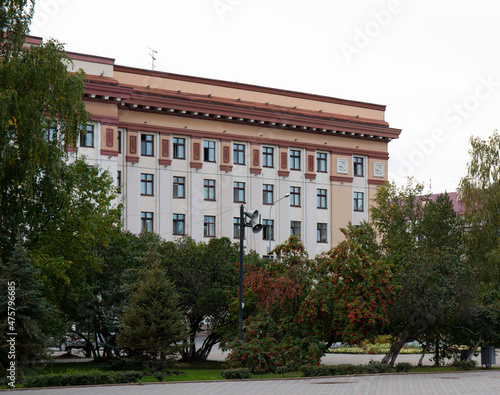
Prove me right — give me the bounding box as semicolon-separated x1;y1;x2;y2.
0;237;53;368
117;262;187;370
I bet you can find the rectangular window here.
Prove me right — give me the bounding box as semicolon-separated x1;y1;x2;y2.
204;216;215;237
204;140;216;162
233;181;245;203
290;221;301;239
233;143;245;165
117;171;122;194
263;184;274;205
317;152;327;172
141;173;154;196
141;212;153;232
204;179;216;201
262;147;274;168
173;137;186;159
317;223;327;243
353;157;364;177
263;219;274;241
317;189;327;209
48;125;58;142
141;134;154;156
173;214;185;235
290;149;301;170
354;192;364;212
117;131;122;154
173;176;185;198
234;217;241;239
290;186;301;207
80;124;94;147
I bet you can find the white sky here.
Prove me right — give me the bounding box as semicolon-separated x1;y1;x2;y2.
29;0;500;193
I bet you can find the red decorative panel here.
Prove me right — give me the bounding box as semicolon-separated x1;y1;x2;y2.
253;149;259;167
106;128;113;147
308;155;314;172
130;135;137;154
223;146;230;163
280;152;288;169
193;142;200;160
162;139;169;157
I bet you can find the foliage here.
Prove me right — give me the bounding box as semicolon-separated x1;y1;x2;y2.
395;362;413;372
0;3;89;263
163;236;240;361
0;239;53;367
302;229;397;346
220;368;251;380
460;131;500;284
221;234;396;373
22;370;145;388
117;262;188;371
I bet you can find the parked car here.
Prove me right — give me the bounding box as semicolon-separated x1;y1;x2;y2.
58;334;88;351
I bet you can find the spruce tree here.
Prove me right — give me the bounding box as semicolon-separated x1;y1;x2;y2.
117;262;187;370
0;237;53;368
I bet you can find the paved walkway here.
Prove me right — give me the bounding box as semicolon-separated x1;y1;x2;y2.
11;371;500;394
21;348;496;394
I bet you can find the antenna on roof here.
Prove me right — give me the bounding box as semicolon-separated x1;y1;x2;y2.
147;47;157;71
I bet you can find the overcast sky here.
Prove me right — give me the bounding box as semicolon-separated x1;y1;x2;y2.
29;0;500;193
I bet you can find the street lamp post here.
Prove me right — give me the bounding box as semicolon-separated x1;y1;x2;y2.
238;205;262;341
268;193;290;256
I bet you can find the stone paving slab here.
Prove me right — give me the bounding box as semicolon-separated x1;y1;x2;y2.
11;371;500;395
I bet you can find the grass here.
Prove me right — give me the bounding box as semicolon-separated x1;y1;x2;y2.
328;343;422;355
3;358;497;389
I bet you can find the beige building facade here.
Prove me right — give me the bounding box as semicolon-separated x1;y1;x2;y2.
33;35;401;256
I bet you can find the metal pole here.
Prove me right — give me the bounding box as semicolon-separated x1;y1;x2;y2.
238;204;244;342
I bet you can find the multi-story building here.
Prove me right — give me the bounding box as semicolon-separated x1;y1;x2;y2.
33;36;402;256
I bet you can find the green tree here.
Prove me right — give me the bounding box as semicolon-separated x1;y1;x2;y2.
163;236;239;361
0;1;89;263
117;262;188;371
380;247;477;366
460;131;500;284
0;237;53;368
371;179;477;366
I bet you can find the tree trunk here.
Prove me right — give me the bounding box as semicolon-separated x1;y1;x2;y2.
418;342;429;367
469;337;482;361
382;333;411;366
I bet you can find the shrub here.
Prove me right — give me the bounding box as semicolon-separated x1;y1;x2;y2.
358;361;391;374
220;368;252;380
22;370;145;388
452;360;477;371
153;371;166;382
300;365;331;377
330;364;358;375
395;362;413;372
